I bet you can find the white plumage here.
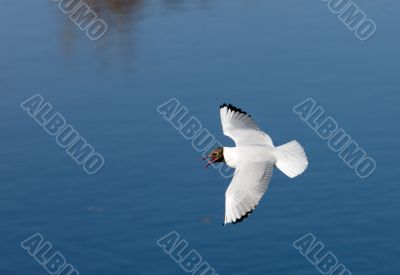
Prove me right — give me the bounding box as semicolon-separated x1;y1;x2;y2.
219;104;308;225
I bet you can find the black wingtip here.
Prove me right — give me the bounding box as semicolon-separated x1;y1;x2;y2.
232;209;254;224
219;103;251;117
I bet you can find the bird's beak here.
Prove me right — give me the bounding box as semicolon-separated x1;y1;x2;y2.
202;155;218;168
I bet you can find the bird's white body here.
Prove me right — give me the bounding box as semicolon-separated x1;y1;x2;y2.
218;104;308;224
223;146;276;169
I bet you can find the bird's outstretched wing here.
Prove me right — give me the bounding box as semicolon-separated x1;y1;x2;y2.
224;161;273;224
220;104;273;146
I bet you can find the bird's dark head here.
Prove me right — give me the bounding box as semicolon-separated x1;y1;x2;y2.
202;147;224;168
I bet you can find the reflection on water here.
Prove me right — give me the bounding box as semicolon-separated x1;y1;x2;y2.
85;0;144;15
163;0;214;10
60;0;144;70
59;0;213;69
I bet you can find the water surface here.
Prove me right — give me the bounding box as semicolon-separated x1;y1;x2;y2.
1;0;399;274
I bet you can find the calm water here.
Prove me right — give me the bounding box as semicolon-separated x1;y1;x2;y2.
1;0;399;274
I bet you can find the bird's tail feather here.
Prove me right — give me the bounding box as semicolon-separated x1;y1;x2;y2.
275;140;308;178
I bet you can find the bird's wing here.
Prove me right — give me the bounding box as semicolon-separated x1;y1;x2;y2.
220;104;273;146
224;161;273;224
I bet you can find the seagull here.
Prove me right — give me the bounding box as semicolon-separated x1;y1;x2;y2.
203;104;308;225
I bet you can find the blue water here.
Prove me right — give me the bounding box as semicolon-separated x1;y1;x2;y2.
1;0;399;274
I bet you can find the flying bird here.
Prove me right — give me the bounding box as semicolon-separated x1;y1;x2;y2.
203;104;308;225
